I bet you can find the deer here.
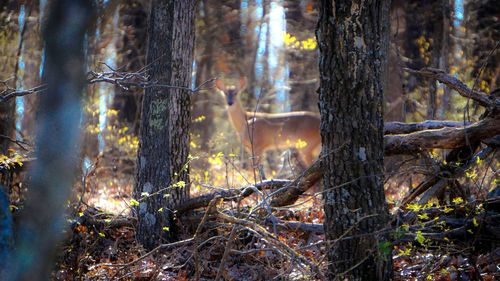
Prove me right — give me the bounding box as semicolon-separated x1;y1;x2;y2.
215;78;321;167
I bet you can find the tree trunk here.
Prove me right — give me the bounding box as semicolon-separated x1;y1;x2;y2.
113;0;148;135
20;0;42;141
464;0;500;94
0;1;19;154
285;0;319;112
439;0;452;118
134;0;195;250
192;0;215;153
317;1;392;280
6;0;92;279
403;0;445;120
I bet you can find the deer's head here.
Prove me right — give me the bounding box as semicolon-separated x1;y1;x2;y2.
215;78;246;106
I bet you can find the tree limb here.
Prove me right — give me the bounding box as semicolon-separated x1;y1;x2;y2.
384;120;470;135
384;116;500;155
405;67;499;108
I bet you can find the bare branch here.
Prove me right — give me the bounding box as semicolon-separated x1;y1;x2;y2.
384;117;500;155
405;67;499;108
384;120;470;135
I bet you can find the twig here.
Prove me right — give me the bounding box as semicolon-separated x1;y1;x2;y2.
214;225;238;281
96;237;194;269
0;134;30;151
193;197;220;281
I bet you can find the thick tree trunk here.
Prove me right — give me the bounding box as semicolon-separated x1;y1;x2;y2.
134;0;195;250
317;1;392;280
6;0;92;280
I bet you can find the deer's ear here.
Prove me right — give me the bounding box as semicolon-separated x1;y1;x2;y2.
238;77;247;90
215;79;226;91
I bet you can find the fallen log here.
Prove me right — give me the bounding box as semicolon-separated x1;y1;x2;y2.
384;120;470;135
175;179;292;213
384;116;499;155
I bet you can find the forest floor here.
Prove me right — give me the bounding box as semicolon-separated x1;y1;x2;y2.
41;155;500;280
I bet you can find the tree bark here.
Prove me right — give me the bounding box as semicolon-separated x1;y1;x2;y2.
20;0;42;141
464;0;500;94
0;1;19;154
112;0;148;134
6;0;92;280
317;1;392;280
134;0;196;250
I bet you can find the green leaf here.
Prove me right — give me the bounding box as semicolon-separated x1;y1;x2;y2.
130;198;140;207
378;241;392;259
415;230;425;245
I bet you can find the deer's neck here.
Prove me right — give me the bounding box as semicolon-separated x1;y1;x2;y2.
227;99;248;136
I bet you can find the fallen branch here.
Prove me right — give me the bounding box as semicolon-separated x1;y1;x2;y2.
384;116;500;155
384;120;470;135
270;160;322;207
175;179;292;213
217;211;325;280
179;119;498;212
405;67;499;108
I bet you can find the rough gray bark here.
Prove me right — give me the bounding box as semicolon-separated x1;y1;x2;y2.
6;0;92;280
316;1;392;280
134;0;196;250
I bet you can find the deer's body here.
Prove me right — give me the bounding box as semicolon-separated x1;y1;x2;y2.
217;79;321;164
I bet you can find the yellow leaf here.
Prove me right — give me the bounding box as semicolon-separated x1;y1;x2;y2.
130;199;140;207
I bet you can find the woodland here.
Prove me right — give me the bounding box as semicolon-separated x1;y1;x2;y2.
0;0;499;280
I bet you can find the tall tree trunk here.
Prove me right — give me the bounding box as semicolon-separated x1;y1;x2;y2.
0;1;19;154
113;0;148;135
7;0;92;280
134;0;196;250
192;0;216;153
439;0;452;118
464;0;500;94
385;0;406;121
20;0;42;141
404;0;445;120
317;1;392;280
285;0;319;112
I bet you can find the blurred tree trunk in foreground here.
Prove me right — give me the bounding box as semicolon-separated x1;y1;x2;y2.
6;0;93;280
134;0;196;250
317;0;392;279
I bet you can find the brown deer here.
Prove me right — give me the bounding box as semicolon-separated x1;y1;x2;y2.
215;78;321;166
